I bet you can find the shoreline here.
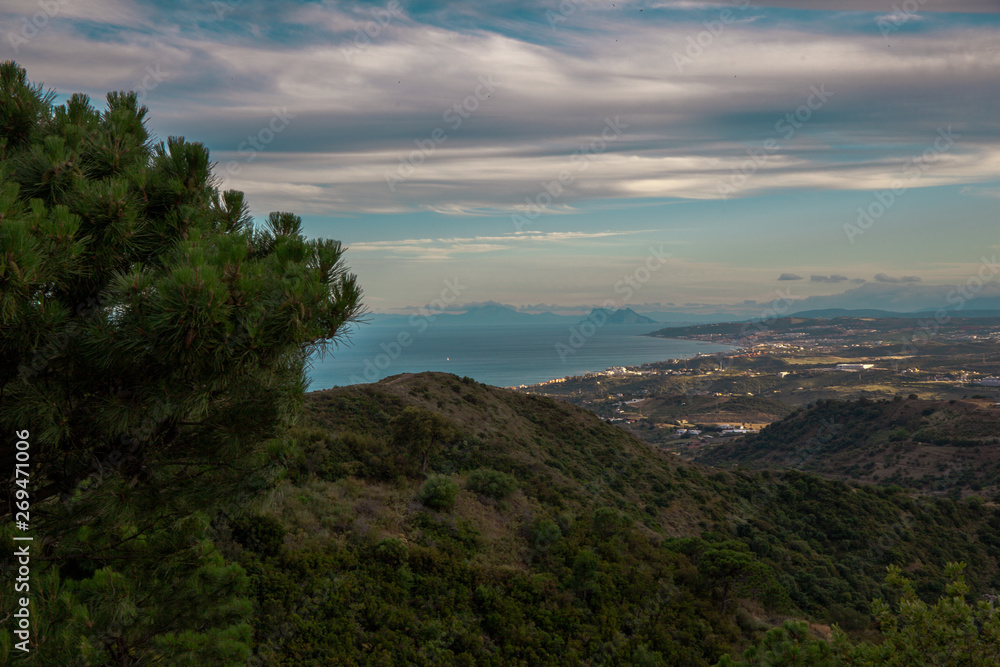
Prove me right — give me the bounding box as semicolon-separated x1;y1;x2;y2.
308;329;737;391
506;340;739;390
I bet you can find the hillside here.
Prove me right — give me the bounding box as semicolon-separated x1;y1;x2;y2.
630;394;794;425
584;307;657;325
220;373;1000;665
696;396;1000;497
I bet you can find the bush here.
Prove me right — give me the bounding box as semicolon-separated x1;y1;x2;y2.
532;519;562;551
231;515;287;557
466;468;517;500
373;537;409;567
419;475;460;510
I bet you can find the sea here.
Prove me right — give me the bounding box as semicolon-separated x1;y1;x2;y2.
306;322;735;390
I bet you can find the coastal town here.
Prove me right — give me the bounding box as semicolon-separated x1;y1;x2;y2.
517;315;1000;455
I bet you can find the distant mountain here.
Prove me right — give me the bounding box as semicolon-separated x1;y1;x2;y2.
636;311;750;325
782;281;1000;314
790;308;916;319
364;304;1000;331
366;304;574;327
583;307;656;325
458;304;567;325
792;308;1000;319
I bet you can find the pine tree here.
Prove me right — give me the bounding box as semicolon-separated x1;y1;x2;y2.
0;61;363;664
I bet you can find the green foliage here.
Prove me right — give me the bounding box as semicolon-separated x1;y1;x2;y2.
699;544;772;614
418;475;460;510
372;537;409;567
230;515;286;558
465;467;517;499
716;620;838;666
218;372;1000;664
832;562;1000;665
700;396;1000;496
390;406;458;475
531;518;563;552
723;563;1000;667
0;62;361;663
1;518;252;666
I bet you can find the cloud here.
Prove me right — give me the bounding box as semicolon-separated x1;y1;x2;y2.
346;229;647;260
811;274;849;283
666;0;1000;11
960;185;1000;199
778;273;804;281
874;273;922;283
8;2;999;214
426;299;517;313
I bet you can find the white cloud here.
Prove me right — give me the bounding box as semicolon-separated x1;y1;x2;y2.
347;229;648;260
6;1;998;216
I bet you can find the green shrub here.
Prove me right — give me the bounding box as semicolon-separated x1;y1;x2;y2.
418;475;460;510
373;537;409;567
231;515;286;557
466;468;517;500
532;519;562;551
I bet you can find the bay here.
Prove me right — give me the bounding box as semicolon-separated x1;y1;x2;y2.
307;322;734;390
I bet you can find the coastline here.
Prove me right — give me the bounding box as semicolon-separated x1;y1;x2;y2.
506;339;738;390
309;326;737;391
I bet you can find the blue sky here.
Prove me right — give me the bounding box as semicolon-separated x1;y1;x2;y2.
4;0;999;314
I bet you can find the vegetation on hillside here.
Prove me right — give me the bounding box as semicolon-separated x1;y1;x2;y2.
217;373;1000;665
698;396;1000;497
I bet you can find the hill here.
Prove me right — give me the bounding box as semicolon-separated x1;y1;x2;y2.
630;393;795;425
583;307;657;325
367;304;572;327
696;396;1000;497
791;308;1000;319
648;315;1000;340
220;373;1000;665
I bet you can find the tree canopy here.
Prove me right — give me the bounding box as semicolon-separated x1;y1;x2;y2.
0;61;362;665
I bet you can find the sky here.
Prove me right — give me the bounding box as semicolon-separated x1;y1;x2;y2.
3;0;999;315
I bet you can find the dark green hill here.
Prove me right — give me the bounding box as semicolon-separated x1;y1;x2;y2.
224;373;1000;665
696;396;1000;497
